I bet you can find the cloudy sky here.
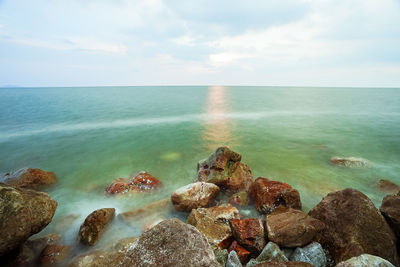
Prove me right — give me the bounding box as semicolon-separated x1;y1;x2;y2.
0;0;399;87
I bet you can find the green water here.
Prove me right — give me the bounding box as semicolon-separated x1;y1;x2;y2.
0;86;399;245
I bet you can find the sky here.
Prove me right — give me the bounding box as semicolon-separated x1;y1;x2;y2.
0;0;400;87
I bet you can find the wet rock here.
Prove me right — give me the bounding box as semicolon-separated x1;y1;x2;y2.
197;146;253;192
0;183;58;256
249;177;301;214
0;168;57;189
118;198;172;224
308;188;399;266
247;241;288;266
228;240;251;264
39;244;71;266
330;157;370;167
105;171;162;195
249;262;314;267
226;250;243;267
335;253;395;267
380;192;400;238
289;242;326;267
229;191;250;206
266;206;324;248
214;248;228;266
230;218;266;253
171;182;220;212
118;218;220;266
78;208;115;246
377;179;400;194
187;203;240;249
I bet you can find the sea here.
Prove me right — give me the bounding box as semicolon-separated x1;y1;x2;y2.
0;86;399;246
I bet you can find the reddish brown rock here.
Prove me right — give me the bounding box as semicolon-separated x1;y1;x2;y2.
0;168;57;189
39;244;71;266
251;262;314;267
229;191;250;206
78;208;115;246
249;177;301;214
308;188;399;266
105;171;162;195
266;206;324;248
380;192;400;238
0;184;58;256
377;179;400;194
197;146;253;192
230;218;266;253
228;240;251;264
171;182;220;212
187;203;240;249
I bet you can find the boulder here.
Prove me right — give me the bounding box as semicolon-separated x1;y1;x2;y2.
0;168;57;189
380;192;400;238
230;218;266;253
377;179;400;194
335;254;395;267
226;250;243;267
78;208;115;246
228;241;251;264
171;182;220;212
289;242;326;267
247;241;288;266
308;188;399;266
187;203;240;249
105;171;162;195
39;244;71;266
0;183;57;256
330;157;369;167
249;177;301;214
229;191;250;206
118;218;220;266
197;146;253;192
266;206;324;248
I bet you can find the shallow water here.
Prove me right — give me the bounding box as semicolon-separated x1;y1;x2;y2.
1;86;399;248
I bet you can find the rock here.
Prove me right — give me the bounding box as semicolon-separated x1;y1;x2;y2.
118;198;172;224
230;218;266;253
0;168;57;189
105;171;162;195
289;242;326;267
249;262;314;267
214;248;228;266
197;146;253;192
255;241;288;263
141;218;164;232
68;249;125;267
266;206;324;248
335;254;395;267
249;177;301;214
0;183;58;256
171;182;220;212
118;218;220;266
78;208;115;246
226;250;243;267
377;179;400;194
53;213;80;233
110;237;138;252
308;188;399;266
229;191;250;206
282;248;294;259
330;157;370;167
380;192;400;238
39;244;71;266
187;203;240;249
228;240;251;264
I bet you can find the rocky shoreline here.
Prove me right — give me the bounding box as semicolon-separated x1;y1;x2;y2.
0;146;399;266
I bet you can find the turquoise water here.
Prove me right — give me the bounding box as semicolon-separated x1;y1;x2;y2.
1;86;399;245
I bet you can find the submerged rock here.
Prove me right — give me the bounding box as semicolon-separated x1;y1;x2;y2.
380;191;400;238
335;254;395;267
0;183;58;256
78;208;115;246
377;179;400;194
105;171;162;195
308;188;399;266
330;157;370;167
266;206;324;248
118;198;172;225
289;242;326;267
0;168;57;189
187;203;240;249
171;182;220;212
249;177;301;214
228;241;251;264
230;218;265;253
197;146;253;192
226;250;243;267
229;191;250;206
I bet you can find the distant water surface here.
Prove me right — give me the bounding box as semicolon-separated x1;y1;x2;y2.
0;86;399;245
